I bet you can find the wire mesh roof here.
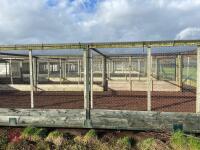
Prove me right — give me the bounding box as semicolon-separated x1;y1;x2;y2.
0;46;197;57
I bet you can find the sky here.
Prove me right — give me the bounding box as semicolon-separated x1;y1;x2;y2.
0;0;200;44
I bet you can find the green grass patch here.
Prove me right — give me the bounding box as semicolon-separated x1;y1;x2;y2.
137;138;157;150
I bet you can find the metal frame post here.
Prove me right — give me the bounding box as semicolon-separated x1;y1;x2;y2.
186;56;190;85
19;61;23;82
102;56;108;91
90;52;93;109
9;59;13;84
129;56;132;91
29;49;34;108
147;47;152;111
176;55;182;91
83;46;91;127
47;60;50;81
33;57;38;91
59;58;62;84
196;46;200;113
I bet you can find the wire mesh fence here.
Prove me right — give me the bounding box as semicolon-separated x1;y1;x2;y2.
0;47;198;112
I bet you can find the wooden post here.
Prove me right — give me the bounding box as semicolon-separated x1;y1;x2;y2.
83;46;91;127
196;46;200;113
9;59;13;84
29;49;34;108
102;56;108;91
147;47;152;111
90;52;93;109
176;55;182;91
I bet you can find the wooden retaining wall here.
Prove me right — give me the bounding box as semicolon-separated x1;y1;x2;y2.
0;108;200;133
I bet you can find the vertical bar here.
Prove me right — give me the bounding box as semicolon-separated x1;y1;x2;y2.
77;59;80;84
102;56;108;91
29;49;34;108
138;59;141;80
64;59;67;80
5;61;8;77
90;52;93;109
186;56;190;85
83;46;90;109
59;58;62;84
147;47;152;111
47;60;50;81
156;58;160;80
33;58;37;91
9;59;13;84
83;46;92;127
19;61;23;82
129;56;132;91
196;46;200;113
176;55;182;91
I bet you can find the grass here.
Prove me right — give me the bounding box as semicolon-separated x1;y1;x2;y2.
137;138;157;150
2;127;200;150
45;130;64;146
21;126;47;142
116;136;132;149
170;131;200;150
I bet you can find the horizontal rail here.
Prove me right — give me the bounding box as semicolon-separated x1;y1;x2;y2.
0;108;200;133
0;40;199;51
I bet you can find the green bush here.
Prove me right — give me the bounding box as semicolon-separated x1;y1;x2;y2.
6;140;35;150
45;130;64;146
170;131;188;150
21;126;47;142
188;136;200;150
0;129;8;149
36;141;51;150
116;136;132;149
137;138;156;150
83;129;97;143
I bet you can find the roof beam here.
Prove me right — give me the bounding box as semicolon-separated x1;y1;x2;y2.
0;40;199;51
90;48;107;57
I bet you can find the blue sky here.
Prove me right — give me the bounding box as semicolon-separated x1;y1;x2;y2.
0;0;200;44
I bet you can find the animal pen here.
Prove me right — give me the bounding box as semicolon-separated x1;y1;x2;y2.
0;40;200;132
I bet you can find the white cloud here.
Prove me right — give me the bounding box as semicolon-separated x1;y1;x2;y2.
0;0;200;44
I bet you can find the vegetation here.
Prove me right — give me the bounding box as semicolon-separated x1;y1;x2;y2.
0;127;200;150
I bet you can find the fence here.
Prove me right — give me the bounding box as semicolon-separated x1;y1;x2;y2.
0;48;198;112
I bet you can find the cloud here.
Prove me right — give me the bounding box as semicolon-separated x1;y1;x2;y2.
0;0;200;44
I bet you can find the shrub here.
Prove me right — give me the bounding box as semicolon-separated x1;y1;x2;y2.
8;128;21;143
0;129;8;149
45;130;64;146
137;138;157;150
170;131;188;150
6;139;35;150
36;141;51;150
188;136;200;150
116;136;132;149
21;126;47;142
83;129;97;143
21;126;38;140
32;128;48;142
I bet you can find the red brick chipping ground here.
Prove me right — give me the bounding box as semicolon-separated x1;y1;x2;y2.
0;90;195;112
